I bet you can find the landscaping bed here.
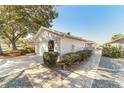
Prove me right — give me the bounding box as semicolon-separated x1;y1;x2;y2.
0;51;22;59
43;50;92;70
0;47;35;59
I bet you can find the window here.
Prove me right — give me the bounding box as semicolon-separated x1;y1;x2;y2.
48;40;54;52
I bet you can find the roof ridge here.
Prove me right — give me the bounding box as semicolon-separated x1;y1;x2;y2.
40;26;88;41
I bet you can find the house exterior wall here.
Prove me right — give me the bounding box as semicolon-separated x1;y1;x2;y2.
35;29;61;57
60;37;86;55
35;29;96;62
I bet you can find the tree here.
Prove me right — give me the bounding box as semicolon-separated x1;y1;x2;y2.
0;44;2;54
112;34;124;41
0;5;58;50
0;37;3;54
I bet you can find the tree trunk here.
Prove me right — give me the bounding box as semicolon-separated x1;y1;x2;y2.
0;44;3;54
12;41;17;50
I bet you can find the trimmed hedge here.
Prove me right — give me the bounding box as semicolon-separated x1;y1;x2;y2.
102;44;122;58
76;50;92;60
63;52;81;63
63;50;92;65
43;52;59;67
19;47;35;54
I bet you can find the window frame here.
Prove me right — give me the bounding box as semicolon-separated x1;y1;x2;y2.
48;40;54;52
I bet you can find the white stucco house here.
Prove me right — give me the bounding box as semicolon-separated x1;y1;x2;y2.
34;26;97;61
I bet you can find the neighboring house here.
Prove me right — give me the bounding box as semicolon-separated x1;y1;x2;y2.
34;26;96;61
107;37;124;57
85;40;98;50
107;37;124;51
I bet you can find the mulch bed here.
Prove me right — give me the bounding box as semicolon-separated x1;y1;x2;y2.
0;51;27;59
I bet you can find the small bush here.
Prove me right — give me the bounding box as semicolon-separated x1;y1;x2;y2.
63;53;81;63
25;47;35;53
19;49;27;54
63;50;92;66
19;47;35;54
76;50;92;60
102;44;122;58
43;52;59;67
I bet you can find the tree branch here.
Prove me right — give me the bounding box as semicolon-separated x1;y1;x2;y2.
15;31;27;41
1;30;12;43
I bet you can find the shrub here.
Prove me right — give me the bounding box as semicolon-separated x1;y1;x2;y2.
76;50;92;60
19;47;35;54
43;52;59;67
63;53;81;63
102;44;122;58
25;47;35;53
19;49;27;54
63;50;92;66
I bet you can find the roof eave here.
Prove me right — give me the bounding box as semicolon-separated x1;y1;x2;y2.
34;26;96;43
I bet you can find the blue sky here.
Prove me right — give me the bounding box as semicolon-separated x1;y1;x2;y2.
52;5;124;44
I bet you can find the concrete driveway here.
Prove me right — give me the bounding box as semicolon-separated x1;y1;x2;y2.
92;56;124;88
0;54;43;78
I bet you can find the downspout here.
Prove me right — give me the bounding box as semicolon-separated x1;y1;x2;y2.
59;34;66;61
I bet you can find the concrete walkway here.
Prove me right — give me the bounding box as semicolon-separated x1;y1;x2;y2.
92;56;124;88
0;54;43;78
62;50;102;88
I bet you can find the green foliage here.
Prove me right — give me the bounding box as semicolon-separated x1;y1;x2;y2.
76;50;92;60
63;53;81;63
0;5;58;50
102;44;122;58
0;44;3;54
19;47;35;54
43;52;59;67
112;34;124;41
63;50;92;65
